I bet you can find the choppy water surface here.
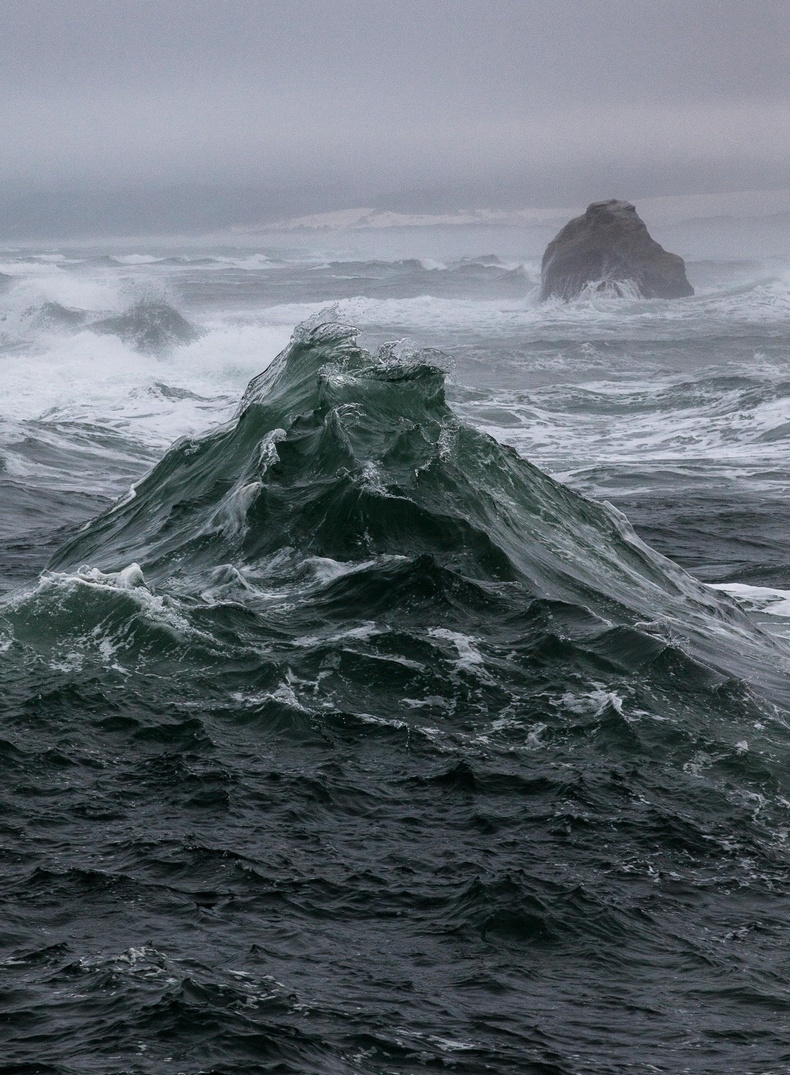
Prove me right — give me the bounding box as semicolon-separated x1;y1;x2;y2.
3;240;790;1074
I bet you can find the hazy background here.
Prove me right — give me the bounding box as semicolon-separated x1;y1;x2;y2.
1;0;788;238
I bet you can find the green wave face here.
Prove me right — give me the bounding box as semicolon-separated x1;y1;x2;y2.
37;317;788;701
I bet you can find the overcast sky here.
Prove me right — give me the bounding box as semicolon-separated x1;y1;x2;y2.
1;0;789;220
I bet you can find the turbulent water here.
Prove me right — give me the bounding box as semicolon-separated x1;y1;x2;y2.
3;239;790;1074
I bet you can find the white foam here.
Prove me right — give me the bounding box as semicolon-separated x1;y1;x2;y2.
709;583;790;618
452;356;790;498
216;253;272;270
327;264;790;344
428;627;488;675
300;554;408;586
110;254;163;265
15;563;195;639
0;318;290;451
293;621;382;648
232;682;310;711
2;268;122;313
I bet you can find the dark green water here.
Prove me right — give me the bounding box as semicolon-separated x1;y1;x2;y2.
3;248;790;1073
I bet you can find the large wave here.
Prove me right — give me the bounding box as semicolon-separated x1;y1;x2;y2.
37;315;787;699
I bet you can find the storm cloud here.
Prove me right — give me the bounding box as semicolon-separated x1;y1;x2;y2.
1;0;788;233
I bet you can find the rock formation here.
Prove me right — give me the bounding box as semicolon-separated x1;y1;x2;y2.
540;200;694;301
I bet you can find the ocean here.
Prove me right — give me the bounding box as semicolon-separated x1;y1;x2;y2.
2;229;790;1074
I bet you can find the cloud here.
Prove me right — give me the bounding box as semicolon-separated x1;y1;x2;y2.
1;0;788;219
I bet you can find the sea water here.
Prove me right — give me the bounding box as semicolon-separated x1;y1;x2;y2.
2;232;790;1073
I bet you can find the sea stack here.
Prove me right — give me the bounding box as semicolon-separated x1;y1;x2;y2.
540;200;694;301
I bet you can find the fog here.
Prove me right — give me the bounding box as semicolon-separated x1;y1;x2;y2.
1;0;788;236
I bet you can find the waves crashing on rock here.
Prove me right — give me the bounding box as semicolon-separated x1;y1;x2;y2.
540;200;694;302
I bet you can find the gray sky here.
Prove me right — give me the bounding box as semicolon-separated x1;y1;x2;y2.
1;0;789;225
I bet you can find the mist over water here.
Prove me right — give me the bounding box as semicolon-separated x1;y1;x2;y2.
3;225;790;1073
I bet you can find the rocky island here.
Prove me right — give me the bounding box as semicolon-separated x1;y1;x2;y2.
540;199;694;301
